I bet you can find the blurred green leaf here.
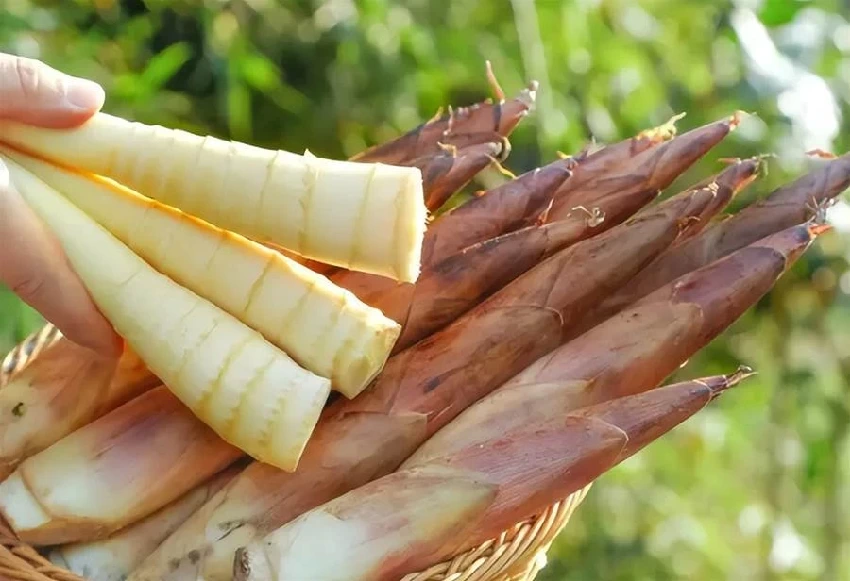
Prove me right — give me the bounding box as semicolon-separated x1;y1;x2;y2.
140;41;192;88
758;0;808;27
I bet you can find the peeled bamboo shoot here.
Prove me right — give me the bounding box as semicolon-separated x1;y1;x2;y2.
1;156;332;471
3;147;400;398
0;114;428;282
314;137;509;282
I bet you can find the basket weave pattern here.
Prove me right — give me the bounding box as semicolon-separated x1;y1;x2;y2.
0;324;589;581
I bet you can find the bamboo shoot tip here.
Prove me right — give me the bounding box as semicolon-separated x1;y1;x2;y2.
729;110;748;128
711;365;757;398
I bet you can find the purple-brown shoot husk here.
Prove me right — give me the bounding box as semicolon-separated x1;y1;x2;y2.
127;174;704;581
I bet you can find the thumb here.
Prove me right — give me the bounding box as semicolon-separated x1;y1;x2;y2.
0;160;122;357
0;53;105;129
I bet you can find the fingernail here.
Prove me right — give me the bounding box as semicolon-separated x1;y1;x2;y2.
64;77;105;112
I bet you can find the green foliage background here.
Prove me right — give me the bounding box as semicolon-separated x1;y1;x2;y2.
2;0;850;579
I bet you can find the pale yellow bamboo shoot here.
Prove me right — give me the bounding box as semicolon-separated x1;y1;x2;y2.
3;148;400;398
0;113;427;282
1;156;331;472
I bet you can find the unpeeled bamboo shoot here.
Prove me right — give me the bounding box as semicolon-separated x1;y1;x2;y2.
379;213;641;353
0;113;427;282
548;113;742;228
0;386;243;545
674;156;762;240
1;156;331;471
551;112;684;199
389;371;752;576
351;80;536;164
236;371;749;581
494;223;819;414
231;219;816;580
236;468;504;581
419;158;573;267
232;415;625;581
47;465;243;581
128;186;697;581
567;152;850;338
414;139;507;210
0;337;157;480
3;147;400;398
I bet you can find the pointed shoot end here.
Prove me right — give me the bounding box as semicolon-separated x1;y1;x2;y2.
707;365;757;400
737;152;778;179
452;138;511;165
556;154;581;174
719;155;768;191
638;112;686;143
728;110;748;130
729;364;757;384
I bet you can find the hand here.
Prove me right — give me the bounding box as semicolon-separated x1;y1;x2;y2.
0;53;122;357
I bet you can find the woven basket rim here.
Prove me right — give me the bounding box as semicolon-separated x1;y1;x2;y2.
0;324;589;581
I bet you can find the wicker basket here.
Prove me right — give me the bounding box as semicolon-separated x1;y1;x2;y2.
0;324;590;581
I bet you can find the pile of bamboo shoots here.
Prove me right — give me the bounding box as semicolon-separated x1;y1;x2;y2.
0;66;847;581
